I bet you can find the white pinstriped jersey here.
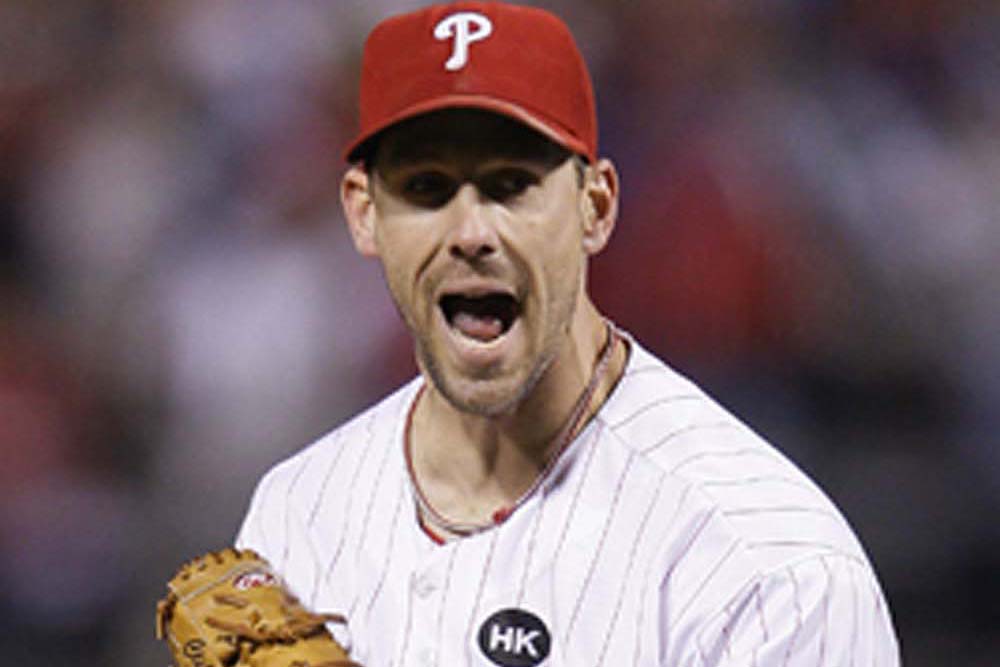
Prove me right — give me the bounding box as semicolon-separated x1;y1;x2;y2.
236;335;900;667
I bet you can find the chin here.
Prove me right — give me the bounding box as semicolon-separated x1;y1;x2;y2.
426;355;550;417
434;374;529;417
415;323;554;417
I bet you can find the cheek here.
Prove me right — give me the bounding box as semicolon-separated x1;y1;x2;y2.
376;220;440;312
526;210;584;309
539;202;584;268
544;249;583;310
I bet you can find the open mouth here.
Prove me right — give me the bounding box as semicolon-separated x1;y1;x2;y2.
440;292;521;342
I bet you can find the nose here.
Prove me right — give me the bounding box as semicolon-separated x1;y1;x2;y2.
447;184;499;261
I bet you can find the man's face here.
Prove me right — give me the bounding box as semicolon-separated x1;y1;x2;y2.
364;110;591;416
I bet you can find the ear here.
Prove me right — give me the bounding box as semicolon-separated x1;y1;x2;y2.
341;165;378;257
580;158;619;256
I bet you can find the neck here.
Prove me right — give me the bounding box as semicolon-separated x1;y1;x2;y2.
408;303;625;531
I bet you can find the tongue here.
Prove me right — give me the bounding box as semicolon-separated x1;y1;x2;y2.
453;312;504;341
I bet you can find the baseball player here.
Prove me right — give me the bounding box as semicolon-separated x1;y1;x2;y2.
230;3;901;666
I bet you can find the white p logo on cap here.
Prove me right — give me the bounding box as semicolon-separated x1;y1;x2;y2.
434;12;493;71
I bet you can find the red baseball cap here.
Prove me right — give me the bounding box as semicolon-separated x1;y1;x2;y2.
344;2;597;164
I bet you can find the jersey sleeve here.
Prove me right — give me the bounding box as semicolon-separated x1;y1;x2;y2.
681;554;900;667
234;462;290;566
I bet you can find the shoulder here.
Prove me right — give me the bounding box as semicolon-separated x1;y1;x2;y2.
597;335;898;664
602;337;867;568
235;378;421;560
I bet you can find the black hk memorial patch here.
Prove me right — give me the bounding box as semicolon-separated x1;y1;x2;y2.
477;608;551;667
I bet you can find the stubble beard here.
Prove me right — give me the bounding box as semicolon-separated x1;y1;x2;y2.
418;334;556;417
414;282;580;418
392;249;584;419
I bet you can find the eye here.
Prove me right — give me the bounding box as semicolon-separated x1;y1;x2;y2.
401;171;457;207
480;168;539;202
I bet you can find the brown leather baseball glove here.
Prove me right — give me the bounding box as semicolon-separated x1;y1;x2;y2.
156;547;360;667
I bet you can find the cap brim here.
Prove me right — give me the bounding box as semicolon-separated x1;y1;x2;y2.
343;94;592;163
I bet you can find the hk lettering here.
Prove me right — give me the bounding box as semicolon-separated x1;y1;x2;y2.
433;12;493;71
489;623;541;659
478;608;551;666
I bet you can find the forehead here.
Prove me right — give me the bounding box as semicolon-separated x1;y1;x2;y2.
371;109;570;168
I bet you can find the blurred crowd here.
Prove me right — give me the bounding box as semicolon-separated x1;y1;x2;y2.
1;1;997;665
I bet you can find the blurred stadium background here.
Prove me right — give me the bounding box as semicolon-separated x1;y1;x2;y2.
1;0;997;664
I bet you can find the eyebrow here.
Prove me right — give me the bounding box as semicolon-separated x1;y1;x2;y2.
379;140;570;171
379;139;447;164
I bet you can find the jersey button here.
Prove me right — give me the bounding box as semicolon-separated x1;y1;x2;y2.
413;572;437;598
419;647;435;667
